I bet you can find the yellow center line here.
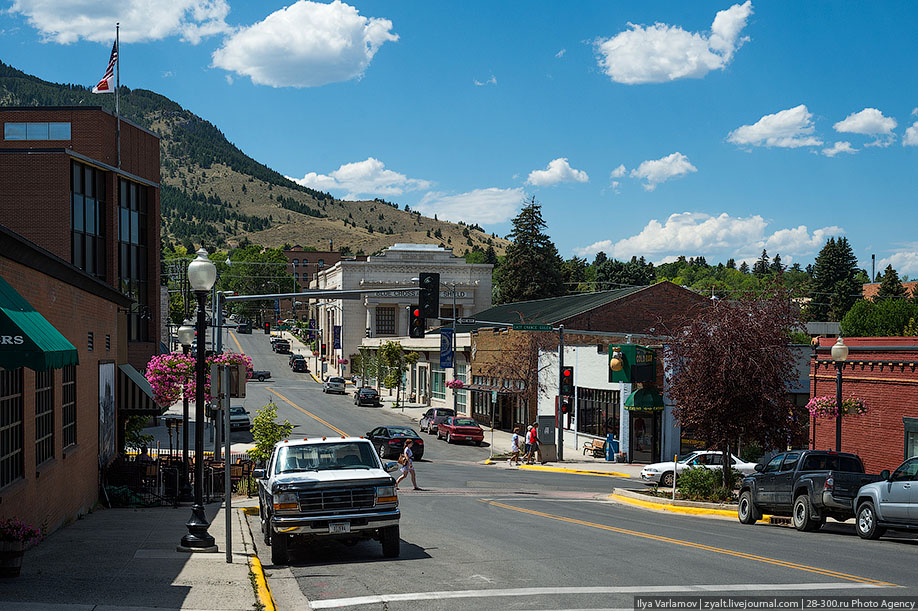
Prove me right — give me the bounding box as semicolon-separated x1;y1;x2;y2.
266;388;348;437
228;330;244;353
480;500;895;587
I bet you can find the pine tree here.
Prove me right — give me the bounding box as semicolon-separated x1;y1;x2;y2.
726;258;736;270
806;237;862;321
494;196;565;303
876;265;906;300
739;261;750;274
752;249;770;277
770;253;784;273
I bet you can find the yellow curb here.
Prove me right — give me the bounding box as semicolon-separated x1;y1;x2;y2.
609;492;738;517
483;459;495;465
236;508;275;611
240;506;259;516
310;373;322;383
519;464;631;478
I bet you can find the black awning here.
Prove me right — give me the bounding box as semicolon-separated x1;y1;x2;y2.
119;364;164;416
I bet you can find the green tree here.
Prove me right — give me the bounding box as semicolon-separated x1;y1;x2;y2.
841;298;918;337
805;237;861;322
377;341;419;408
770;253;784;273
752;249;770;277
494;196;565;303
876;264;906;300
247;402;293;465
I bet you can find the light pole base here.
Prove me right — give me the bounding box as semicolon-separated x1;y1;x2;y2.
179;504;216;551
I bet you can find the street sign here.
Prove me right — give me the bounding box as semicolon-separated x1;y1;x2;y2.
456;318;476;325
491;390;498;403
439;329;454;368
512;323;552;331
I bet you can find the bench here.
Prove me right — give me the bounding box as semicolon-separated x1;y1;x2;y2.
583;439;605;458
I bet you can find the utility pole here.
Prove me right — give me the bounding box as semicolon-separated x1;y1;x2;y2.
557;324;564;461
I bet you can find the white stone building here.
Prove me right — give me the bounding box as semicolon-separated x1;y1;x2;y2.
311;244;492;379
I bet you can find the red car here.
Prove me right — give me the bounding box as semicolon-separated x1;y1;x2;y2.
437;416;484;445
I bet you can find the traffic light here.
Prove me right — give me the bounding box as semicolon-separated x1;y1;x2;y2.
560;366;574;398
418;272;440;319
264;321;270;334
321;342;327;354
409;306;425;338
560;395;572;414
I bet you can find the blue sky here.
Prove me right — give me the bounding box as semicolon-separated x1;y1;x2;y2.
2;1;917;275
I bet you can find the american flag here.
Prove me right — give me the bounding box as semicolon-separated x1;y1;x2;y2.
91;41;117;94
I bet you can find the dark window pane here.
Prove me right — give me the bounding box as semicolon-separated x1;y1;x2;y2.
4;123;27;140
130;183;138;210
72;161;82;193
84;167;94;198
85;239;95;274
72;233;84;268
131;245;139;279
72;194;84;231
138;247;147;281
26;123;48;140
49;122;71;140
120;179;127;208
96;171;105;203
84;199;95;234
130;211;138;243
119;208;128;241
139;187;147;213
138;213;147;246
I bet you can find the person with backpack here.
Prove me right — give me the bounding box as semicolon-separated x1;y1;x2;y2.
395;439;421;490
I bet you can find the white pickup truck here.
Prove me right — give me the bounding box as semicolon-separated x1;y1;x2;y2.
254;436;401;565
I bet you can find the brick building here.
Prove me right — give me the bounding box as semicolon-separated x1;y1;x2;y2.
0;106;161;370
810;337;918;473
1;225;159;534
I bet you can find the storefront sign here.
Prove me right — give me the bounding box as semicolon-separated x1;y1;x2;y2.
609;344;655;384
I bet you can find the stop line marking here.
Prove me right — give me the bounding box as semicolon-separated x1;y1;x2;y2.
308;582;889;609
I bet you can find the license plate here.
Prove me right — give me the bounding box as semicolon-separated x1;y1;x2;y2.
329;522;350;534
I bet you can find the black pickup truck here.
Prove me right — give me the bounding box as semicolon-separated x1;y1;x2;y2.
738;450;882;531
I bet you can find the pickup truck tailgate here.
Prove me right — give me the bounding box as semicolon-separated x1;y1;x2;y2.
830;472;883;498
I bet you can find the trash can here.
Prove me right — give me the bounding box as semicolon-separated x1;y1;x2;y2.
605;434;619;461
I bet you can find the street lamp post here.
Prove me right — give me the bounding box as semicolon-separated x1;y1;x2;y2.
177;321;195;503
180;249;217;552
831;337;849;452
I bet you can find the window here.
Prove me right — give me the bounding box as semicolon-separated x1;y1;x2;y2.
35;369;54;466
62;366;76;448
0;368;24;489
780;452;800;472
119;178;150;341
71;161;106;279
762;454;784;473
455;364;467;411
575;387;620;437
375;306;396;335
292;259;299;267
891;458;918;482
432;368;446;400
4;122;71;140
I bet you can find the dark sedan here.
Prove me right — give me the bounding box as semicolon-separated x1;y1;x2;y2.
366;426;424;460
354;387;381;406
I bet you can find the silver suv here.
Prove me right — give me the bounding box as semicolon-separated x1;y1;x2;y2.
854;456;918;539
323;376;346;394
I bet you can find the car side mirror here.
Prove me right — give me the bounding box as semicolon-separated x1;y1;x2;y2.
880;469;891;481
384;461;399;473
366;432;372;437
252;469;265;479
754;463;764;472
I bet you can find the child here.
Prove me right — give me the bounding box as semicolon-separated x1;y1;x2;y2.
508;427;522;466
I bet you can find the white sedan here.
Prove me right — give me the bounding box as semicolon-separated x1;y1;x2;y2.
640;451;759;487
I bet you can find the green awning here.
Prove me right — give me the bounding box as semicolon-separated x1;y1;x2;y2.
119;364;164;415
0;276;78;371
624;387;665;411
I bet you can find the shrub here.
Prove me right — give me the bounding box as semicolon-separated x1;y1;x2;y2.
676;467;738;502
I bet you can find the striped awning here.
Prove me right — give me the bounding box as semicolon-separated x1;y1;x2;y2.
119;364;164;415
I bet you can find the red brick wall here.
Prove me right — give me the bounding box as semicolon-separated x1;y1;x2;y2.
810;337;918;473
562;282;709;334
0;257;125;533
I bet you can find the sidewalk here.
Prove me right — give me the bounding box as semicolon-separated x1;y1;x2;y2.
0;497;269;611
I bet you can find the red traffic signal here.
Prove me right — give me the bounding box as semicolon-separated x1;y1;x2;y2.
560;396;572;414
409;305;425;339
560;366;574;398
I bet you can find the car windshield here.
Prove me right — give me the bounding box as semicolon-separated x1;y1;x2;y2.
360;389;377;395
454;418;477;426
276;442;379;473
677;452;699;464
230;407;246;415
388;427;418;437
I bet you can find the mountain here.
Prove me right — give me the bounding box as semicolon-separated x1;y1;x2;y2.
0;61;508;256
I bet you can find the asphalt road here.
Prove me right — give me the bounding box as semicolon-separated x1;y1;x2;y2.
229;330;918;610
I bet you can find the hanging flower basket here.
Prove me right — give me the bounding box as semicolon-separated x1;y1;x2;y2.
0;518;42;578
806;395;868;419
145;352;253;406
446;380;464;389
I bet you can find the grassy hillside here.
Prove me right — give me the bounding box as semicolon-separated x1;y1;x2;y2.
0;61;508;256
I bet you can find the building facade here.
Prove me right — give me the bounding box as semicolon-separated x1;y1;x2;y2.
0;106;161;370
312;244;492;378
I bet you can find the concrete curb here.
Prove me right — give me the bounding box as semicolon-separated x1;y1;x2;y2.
608;488;781;524
238;506;276;611
482;459;631;478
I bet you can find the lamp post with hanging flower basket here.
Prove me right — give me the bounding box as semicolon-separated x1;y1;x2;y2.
0;518;42;577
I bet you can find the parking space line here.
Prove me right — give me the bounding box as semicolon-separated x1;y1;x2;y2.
266;388;348;437
480;500;896;587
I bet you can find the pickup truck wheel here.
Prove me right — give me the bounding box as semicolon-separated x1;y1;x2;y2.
738;490;760;524
377;444;388;460
793;495;821;532
270;531;289;565
856;502;886;540
660;472;674;488
381;525;400;558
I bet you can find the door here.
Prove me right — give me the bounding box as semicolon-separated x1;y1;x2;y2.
772;452;801;507
880;458;917;521
756;454;786;507
629;412;657;464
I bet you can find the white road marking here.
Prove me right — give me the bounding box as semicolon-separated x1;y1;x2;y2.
308;582;888;609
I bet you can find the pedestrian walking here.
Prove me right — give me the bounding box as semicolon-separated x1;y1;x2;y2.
523;425;534;464
508;427;522;466
395;439;421;490
529;423;543;464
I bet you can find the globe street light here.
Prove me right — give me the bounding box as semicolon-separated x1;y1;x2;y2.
176;321;195;502
180;249;217;551
831;337;849;452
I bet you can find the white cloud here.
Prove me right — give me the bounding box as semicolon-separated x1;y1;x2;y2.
903;121;918;146
212;0;397;88
878;250;918;276
526;158;589;187
629;152;696;191
594;1;752;84
413;188;524;225
287;158;430;200
474;75;497;87
610;164;627;178
573;212;842;263
727;104;822;148
9;0;229;43
834;107;897;147
555;49;566;58
822;141;856;157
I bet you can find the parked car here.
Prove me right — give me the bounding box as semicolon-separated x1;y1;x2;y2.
854;456;918;540
419;408;456;434
229;406;251;431
255;436;401;565
366;426;424;460
250;369;271;382
289;354;306;368
236;322;252;334
737;450;883;531
323;376;346;394
437;416;484;445
354;387;381;406
273;340;291;354
640;451;759;487
292;358;309;373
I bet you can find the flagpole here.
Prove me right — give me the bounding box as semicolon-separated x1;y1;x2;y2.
116;22;121;169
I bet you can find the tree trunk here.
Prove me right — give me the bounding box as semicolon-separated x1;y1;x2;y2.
722;442;732;489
